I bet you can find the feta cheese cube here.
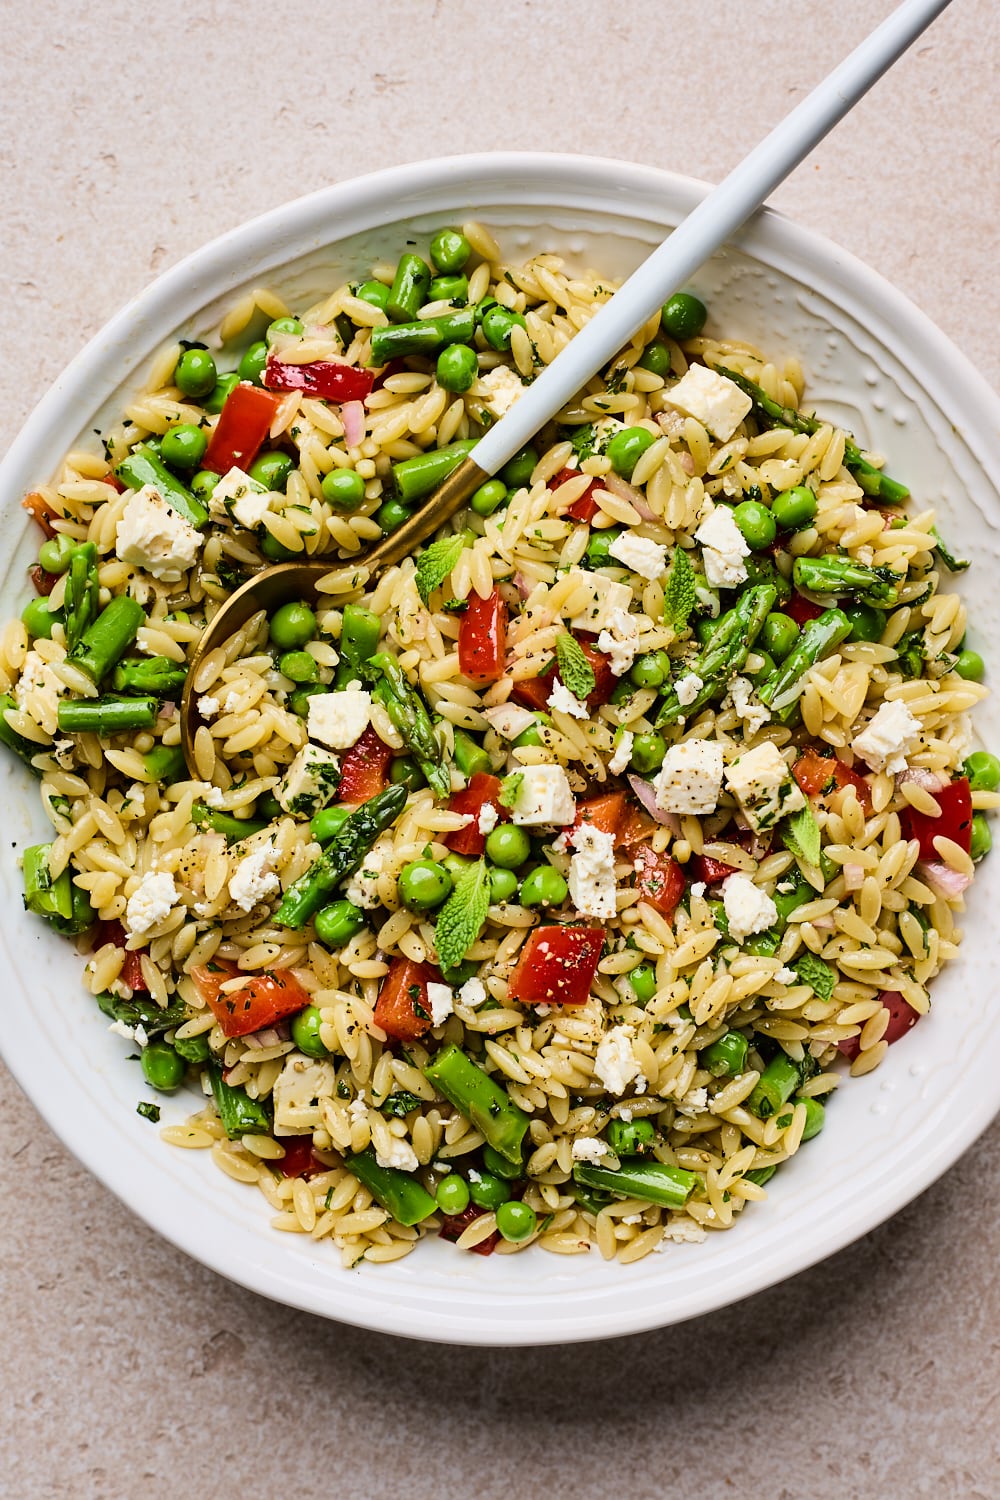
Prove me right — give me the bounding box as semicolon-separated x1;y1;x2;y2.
597;606;641;676
694;505;750;589
666;364;753;441
608;729;634;776
568;824;617;920
566;569;634;632
427;982;455;1026
724;741;805;832
593;1024;645;1095
548;680;588;719
722;872;778;943
227;841;279;913
344;834;394;910
653;739;724;816
306;684;372;751
729;675;771;738
608;531;668;581
125;870;178;938
851;698;922;775
509;764;576;826
208;466;266;522
457;976;488;1009
115;484;202;582
375;1136;420;1172
197;696;220;718
276;742;340;818
571;1137;609;1164
674;671;703;707
479;364;525;420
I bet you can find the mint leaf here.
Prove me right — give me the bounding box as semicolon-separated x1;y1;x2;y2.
793;952;836;1002
555;633;595;700
498;772;524;809
568;423;596;460
662;546;697;631
782;804;821;869
415;532;468;605
931;526;969;573
434;858;491;971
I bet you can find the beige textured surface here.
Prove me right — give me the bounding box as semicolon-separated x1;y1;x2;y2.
1;1;998;1495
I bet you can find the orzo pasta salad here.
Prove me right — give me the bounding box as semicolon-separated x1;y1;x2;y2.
5;221;994;1267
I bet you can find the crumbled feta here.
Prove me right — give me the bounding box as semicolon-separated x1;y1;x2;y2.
478;802;499;836
548;680;588;719
694;505;750;589
484;703;536;741
674;671;703;707
221;689;243;713
207;465;276;531
729;675;771;738
52;739;75;769
851;698;922;776
571;1136;609;1164
690;881;707;899
608;531;668;580
125;870;178;937
276;742;340;818
203;785;226;808
774;966;798;984
608;729;634;776
307;684;372;750
722;872;778;943
227;841;279;913
197;696;220;717
724;741;805;832
115;484;202;582
479;364;525;420
677;1086;709;1116
622;1213;642;1225
427;982;455;1026
594;1024;645;1095
666;364;753;441
375;1137;419;1172
108;1019;136;1042
661;1219;707;1244
653;739;724;816
567;569;634;632
509;763;576;826
568;825;617;920
348;1097;368;1126
14;649;65;733
344;834;393;910
457;976;488;1009
273;1056;337;1132
597;606;641;676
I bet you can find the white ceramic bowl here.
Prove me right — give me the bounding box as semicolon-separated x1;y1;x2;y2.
2;154;998;1346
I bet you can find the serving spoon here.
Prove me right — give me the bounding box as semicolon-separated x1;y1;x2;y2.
179;0;951;773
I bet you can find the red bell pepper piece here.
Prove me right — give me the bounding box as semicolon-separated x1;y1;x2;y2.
337;726;394;804
278;1137;326;1178
22;491;59;538
511;636;614;712
203;383;284;475
784;593;826;626
373;957;441;1043
571;792;627;841
30;565;57;597
507;926;604;1007
192;958;311;1038
838;988;920;1060
900;776;973;859
632;846;685;918
263;353;376;404
511;671;554;712
438;1203;499;1255
444;772;506;857
458;588;508;684
690;852;738;885
550;466;599;523
619;804;657;848
793;745;872;812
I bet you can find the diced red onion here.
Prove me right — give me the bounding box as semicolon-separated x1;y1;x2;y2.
513;571;533;601
342;400;365;448
843;863;865;891
627;774;679;832
898;768;948;794
918;859;972;898
602;472;656;521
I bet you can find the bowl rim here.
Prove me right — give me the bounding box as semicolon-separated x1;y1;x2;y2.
2;150;999;1346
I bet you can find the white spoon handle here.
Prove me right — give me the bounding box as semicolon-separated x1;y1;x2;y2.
471;0;952;475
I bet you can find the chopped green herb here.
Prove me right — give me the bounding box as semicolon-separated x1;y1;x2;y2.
434;858;491;971
555;633;595;700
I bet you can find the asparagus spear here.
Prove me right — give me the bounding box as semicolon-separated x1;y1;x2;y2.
0;693;45;775
209;1063;272;1138
191;802;268;842
364;651;451;797
142;744;187;782
756;608;851;720
112;654;187;696
391;440;477;504
369;308;476;365
716;365;910;504
746;1051;802;1119
273;782;407;928
115;444;210;530
572;1159;700;1210
655;583;776;727
62;541;100;652
69;595;146;684
96;989;189;1036
22;843;95;934
333;603;381;689
344;1149;438;1227
792;555;900;607
423;1044;529;1167
57;696;159;735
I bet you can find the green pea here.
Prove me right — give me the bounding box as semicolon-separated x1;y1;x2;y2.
191;469;220;501
964;752;1000;792
172;1031;211;1064
468;1170;508;1211
512;713;551;749
435;1172;470;1216
478;1146;518;1181
585;527;624;567
266;316;304;344
771;485;817;531
955;649;984;682
201;372;240;414
470;478;508;516
638;341;672;378
398;859;453;913
375;498;414;534
389;755;426;792
606;425;656;479
489;867;519;903
970;812;992;861
606;1117;656;1155
609;680;634;706
321;468;366;509
660;291;707;340
238;340;269;385
314;900;366;948
260;532;298;562
429;274;469;304
442;852;473;881
631;732;666;774
481;304;526;352
733;499;776;551
519;865;568;909
257;792;284;822
160;423;208;470
485;824;532;870
500;446;538;489
760;612;799;662
630;650;671;688
291;1005;330;1058
37;534;76;575
628;962;658;1005
249;450;294;492
843;602;884;644
279;650;319;684
799;1096;826;1142
22;597;58;640
430;228;472;274
269;603;315;651
174;346;218;398
289;684;325;717
309;804;352;842
496;1199;537;1243
140;1042;185;1093
355;280;391;312
436;343;478;393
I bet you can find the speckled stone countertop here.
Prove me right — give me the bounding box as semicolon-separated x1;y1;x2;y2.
1;2;997;1495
